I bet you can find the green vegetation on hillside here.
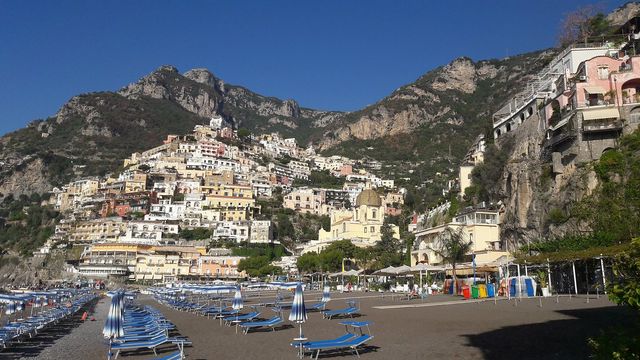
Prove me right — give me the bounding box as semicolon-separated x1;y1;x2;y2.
3;92;207;182
0;194;60;256
293;170;346;189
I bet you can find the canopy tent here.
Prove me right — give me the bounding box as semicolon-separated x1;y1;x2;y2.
328;270;362;277
583;86;606;94
582;107;620;121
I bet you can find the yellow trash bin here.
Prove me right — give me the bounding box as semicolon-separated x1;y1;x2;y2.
478;284;488;298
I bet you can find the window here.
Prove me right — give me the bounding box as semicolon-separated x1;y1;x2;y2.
370;226;375;233
372;209;377;219
597;66;609;80
364;227;367;233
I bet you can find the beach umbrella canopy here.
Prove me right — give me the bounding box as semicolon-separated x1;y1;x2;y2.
374;266;398;275
232;288;243;311
321;286;331;303
394;265;412;274
103;292;124;339
289;283;307;343
289;283;307;323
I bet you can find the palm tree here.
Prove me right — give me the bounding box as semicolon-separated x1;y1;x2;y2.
430;227;473;295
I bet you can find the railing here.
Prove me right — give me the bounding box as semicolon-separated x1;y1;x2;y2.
582;120;623;133
546;129;578;148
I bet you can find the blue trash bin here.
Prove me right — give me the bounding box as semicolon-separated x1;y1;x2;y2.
525;278;535;297
487;284;495;298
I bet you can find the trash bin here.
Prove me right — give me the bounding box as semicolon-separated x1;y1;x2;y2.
487;284;495;298
471;285;479;299
462;285;471;299
478;284;487;298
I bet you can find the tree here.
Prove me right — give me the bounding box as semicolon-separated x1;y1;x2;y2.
376;223;399;253
430;227;473;293
237;128;251;139
297;252;320;274
403;232;415;266
609;238;640;310
558;5;608;47
238;255;283;277
320;215;330;232
324;240;357;259
589;237;640;359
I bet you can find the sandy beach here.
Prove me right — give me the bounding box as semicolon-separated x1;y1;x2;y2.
5;291;633;360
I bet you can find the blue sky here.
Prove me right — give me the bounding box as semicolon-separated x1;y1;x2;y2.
0;0;629;136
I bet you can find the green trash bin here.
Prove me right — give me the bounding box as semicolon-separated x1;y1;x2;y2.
471;285;479;299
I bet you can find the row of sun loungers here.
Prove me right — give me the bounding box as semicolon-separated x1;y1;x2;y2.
152;289;372;358
110;305;191;359
0;292;98;350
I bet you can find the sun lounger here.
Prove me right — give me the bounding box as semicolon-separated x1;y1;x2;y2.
153;350;184;360
239;316;283;334
291;333;356;348
322;306;359;319
304;334;374;360
111;334;191;359
308;301;328;311
223;311;260;326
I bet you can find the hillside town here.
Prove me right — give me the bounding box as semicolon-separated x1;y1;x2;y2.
3;2;640;360
26;14;640;286
35;116;404;283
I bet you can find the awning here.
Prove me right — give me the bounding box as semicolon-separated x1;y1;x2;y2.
582;107;620;121
583;86;606;95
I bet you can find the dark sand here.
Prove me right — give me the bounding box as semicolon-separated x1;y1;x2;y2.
16;292;634;360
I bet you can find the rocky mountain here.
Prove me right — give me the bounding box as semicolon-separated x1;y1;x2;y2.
0;65;342;198
0;49;555;202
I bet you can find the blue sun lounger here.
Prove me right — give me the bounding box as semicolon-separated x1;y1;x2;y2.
322;306;358;319
154;350;184;360
291;333;356;348
308;301;328;311
223;311;260;326
304;334;374;360
111;334;191;359
238;316;283;334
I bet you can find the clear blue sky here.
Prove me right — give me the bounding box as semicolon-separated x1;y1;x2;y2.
0;0;628;136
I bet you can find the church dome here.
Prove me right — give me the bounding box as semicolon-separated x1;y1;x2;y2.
355;189;382;207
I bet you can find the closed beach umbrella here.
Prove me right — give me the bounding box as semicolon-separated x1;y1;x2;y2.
103;292;124;360
232;288;243;311
321;286;331;303
289;283;307;338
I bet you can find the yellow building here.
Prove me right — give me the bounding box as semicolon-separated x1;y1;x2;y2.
314;189;399;251
68;218;127;244
411;209;508;266
78;243;151;279
203;183;257;221
134;245;206;282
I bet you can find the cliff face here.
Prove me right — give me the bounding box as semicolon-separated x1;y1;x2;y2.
316;52;555;151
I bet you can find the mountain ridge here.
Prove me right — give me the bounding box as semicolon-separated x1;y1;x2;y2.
0;48;555;205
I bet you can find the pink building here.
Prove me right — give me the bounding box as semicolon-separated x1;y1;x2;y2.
339;165;353;176
545;55;640;126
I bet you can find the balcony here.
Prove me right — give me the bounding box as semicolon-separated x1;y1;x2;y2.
547;129;578;149
582;119;623;133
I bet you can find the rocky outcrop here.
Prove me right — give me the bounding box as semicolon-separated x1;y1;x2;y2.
607;2;640;26
431;57;495;93
0;157;53;198
496;108;602;247
316;51;553;152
